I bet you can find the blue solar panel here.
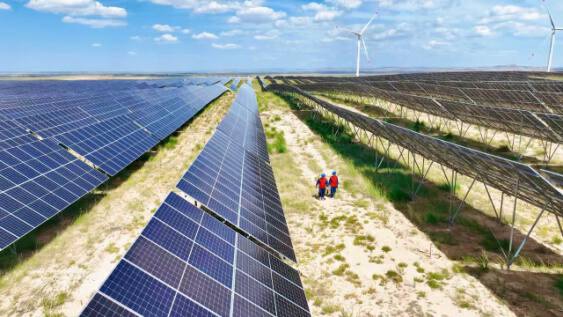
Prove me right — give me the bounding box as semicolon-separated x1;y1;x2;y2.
177;132;295;261
82;192;310;317
0;139;108;250
176;84;296;261
0;79;227;250
54;115;159;176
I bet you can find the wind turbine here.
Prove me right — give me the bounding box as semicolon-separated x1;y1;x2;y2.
545;7;563;72
342;14;377;77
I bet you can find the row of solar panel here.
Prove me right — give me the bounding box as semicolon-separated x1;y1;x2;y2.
176;84;295;261
290;82;563;143
269;84;563;216
82;85;310;316
82;192;310;317
0;81;228;250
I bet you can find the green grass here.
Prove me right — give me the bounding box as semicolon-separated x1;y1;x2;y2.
385;270;403;284
333;263;350;276
266;128;287;154
424;212;445;225
324;243;346;256
555;277;563;296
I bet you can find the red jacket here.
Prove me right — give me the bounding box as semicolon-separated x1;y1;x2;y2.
329;175;339;188
317;178;328;189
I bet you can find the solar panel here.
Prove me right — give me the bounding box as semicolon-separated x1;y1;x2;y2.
53;115;159;176
177;85;295;261
0;115;37;151
269;84;563;216
82;192;310;317
0;138;108;249
0;80;228;250
231;79;241;91
216;86;269;162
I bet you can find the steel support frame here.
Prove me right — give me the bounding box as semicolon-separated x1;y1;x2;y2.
271;86;554;268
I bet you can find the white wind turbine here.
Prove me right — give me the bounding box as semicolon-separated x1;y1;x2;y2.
545;7;563;72
342;14;378;77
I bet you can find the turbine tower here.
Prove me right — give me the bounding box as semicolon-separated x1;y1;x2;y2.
546;7;562;72
343;14;377;77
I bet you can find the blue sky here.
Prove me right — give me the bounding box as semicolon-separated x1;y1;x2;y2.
0;0;562;72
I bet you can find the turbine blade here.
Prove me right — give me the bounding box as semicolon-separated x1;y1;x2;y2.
547;6;556;29
360;13;378;35
362;38;370;62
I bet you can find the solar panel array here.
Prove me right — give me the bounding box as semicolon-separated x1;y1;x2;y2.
82;192;310;317
0;79;228;250
231;79;241;91
268;84;563;216
177;84;295;261
0;138;108;249
82;85;310;317
291;81;563;143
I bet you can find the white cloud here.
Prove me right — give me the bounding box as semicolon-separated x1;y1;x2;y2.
423;39;449;50
231;5;286;24
181;28;191;34
302;2;341;22
474;25;494;37
313;9;341;21
212;43;241;49
150;0;240;13
327;0;362;9
153;24;175;32
220;29;244;36
375;0;452;12
62;16;126;28
130;35;141;40
369;23;411;41
481;5;543;24
26;0;127;17
254;34;277;40
155;33;178;42
192;32;218;40
91;42;102;47
302;2;326;11
476;5;548;38
128;51;137;55
0;2;11;10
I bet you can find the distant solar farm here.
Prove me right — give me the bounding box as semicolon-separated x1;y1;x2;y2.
0;73;561;316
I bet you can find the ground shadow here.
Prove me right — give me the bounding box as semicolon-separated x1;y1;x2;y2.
278;92;563;317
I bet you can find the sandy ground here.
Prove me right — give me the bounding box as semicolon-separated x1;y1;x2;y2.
0;93;233;316
262;103;516;316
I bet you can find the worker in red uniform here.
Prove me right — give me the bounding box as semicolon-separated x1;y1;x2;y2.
329;171;339;198
316;173;328;200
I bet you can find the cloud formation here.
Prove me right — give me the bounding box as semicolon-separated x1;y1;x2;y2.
192;32;219;40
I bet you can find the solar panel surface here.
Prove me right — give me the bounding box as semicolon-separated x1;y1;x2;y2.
82;192;310;317
177;84;295;261
0;79;229;250
0;138;108;249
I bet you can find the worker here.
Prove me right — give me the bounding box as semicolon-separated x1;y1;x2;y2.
316;173;328;200
329;171;339;198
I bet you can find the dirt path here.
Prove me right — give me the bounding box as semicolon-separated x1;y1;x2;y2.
262;101;515;316
0;93;234;317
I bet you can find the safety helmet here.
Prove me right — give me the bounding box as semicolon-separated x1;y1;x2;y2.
332;171;337;175
321;173;326;177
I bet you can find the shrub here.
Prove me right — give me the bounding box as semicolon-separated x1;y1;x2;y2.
386;270;403;284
